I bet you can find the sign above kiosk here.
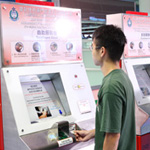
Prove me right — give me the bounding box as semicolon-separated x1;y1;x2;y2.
107;13;150;58
1;3;82;66
123;14;150;58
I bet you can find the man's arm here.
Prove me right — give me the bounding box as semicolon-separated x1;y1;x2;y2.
103;133;120;150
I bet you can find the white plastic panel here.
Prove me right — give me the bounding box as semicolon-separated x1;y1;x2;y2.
106;13;123;29
2;63;95;136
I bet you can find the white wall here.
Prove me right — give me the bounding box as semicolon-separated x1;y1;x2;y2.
139;0;150;15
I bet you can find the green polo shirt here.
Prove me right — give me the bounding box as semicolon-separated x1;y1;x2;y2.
95;69;136;150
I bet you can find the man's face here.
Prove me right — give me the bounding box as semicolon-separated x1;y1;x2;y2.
92;40;102;66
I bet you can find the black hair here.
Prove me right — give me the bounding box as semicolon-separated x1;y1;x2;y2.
92;25;127;61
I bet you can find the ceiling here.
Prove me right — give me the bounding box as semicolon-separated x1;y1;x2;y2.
60;0;135;19
60;0;136;39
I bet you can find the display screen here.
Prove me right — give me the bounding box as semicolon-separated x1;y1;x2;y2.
20;73;71;124
133;64;150;96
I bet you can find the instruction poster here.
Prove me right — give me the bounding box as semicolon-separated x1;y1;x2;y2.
123;14;150;58
20;75;65;124
1;3;82;65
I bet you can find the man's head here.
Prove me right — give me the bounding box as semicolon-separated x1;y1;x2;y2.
92;25;127;63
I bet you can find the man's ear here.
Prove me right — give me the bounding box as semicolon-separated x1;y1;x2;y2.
100;46;106;57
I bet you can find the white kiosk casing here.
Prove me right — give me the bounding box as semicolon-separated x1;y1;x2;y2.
1;2;96;150
107;13;150;136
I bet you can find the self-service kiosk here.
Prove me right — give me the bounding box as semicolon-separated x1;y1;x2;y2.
107;13;150;150
0;2;96;150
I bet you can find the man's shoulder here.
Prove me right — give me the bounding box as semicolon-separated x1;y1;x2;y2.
102;71;130;97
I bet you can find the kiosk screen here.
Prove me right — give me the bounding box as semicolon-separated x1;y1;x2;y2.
133;64;150;97
19;73;71;124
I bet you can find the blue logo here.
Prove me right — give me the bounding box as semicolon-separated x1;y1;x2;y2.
10;7;18;21
127;18;132;27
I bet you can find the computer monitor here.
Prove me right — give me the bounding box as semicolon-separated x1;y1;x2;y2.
124;58;150;105
133;64;150;97
19;73;71;124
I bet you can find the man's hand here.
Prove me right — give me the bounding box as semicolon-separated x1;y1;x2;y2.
74;129;95;142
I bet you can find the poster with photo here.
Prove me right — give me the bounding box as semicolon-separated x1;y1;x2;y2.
1;3;82;65
123;14;150;58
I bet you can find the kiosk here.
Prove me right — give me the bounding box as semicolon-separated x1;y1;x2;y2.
107;13;150;150
0;2;95;150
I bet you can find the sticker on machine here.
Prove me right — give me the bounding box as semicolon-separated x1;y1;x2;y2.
57;137;73;147
78;100;91;114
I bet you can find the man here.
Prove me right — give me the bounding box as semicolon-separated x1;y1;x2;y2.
75;25;136;150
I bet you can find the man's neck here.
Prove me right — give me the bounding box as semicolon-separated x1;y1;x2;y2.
101;61;120;77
